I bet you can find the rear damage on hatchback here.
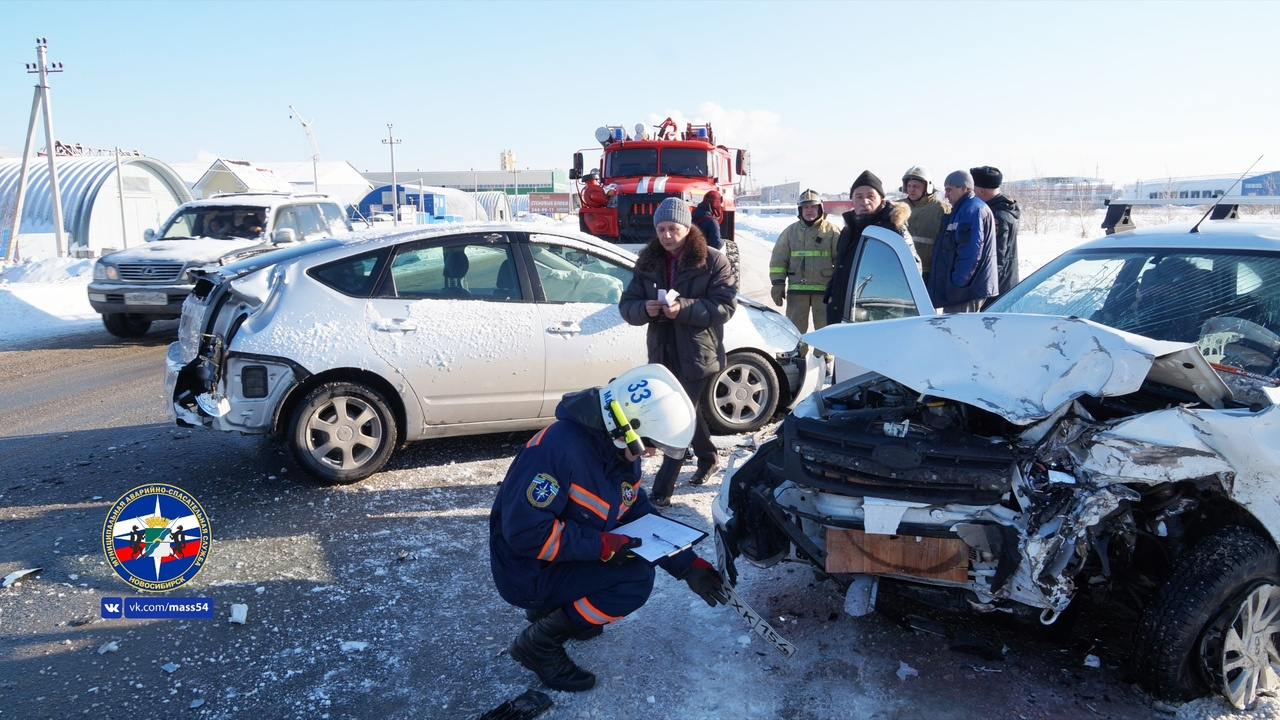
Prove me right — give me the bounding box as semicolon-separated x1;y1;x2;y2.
715;313;1280;708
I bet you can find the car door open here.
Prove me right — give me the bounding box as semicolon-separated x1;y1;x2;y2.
823;225;935;383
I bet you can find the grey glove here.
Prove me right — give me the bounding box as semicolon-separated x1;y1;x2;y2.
770;282;786;306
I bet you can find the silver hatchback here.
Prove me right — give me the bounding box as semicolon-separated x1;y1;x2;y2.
166;223;821;484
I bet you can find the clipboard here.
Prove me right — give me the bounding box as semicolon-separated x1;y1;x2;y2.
613;513;707;564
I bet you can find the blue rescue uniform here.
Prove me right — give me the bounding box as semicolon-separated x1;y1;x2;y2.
489;388;696;628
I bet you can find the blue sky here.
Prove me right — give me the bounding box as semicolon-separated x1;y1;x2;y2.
2;0;1277;194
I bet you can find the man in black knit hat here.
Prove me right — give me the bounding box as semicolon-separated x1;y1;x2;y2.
824;170;918;326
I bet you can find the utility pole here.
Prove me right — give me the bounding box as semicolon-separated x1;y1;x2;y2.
383;125;401;226
7;38;66;260
115;147;129;248
288;105;320;193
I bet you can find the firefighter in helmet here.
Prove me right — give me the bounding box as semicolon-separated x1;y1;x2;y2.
900;166;950;279
769;189;840;337
489;363;728;692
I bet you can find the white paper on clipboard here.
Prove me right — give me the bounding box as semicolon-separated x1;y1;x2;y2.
613;513;706;564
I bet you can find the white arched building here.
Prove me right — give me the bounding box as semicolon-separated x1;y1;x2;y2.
0;156;193;260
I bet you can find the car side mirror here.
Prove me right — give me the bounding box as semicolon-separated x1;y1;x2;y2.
570;152;583;180
271;228;298;244
143;228;156;242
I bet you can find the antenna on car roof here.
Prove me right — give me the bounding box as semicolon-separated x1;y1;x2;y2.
1190;154;1263;233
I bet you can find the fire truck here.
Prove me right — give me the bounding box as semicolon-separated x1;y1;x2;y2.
571;117;750;246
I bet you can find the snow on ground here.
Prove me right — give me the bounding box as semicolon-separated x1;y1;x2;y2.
0;256;98;347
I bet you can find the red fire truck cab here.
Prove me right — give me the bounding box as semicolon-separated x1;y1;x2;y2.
571;117;750;246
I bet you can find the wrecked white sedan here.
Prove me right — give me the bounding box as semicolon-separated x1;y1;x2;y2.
715;218;1280;708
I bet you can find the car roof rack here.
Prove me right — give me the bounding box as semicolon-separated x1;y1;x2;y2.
208;191;293;199
1101;196;1280;234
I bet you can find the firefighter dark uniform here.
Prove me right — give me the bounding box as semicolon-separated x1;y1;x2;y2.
490;365;727;692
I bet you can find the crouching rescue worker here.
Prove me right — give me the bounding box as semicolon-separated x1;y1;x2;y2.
489;363;729;692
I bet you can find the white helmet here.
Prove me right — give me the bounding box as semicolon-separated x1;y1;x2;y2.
901;165;934;195
600;364;695;458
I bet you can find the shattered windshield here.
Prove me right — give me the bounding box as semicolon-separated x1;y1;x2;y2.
159;206;271;241
990;248;1280;379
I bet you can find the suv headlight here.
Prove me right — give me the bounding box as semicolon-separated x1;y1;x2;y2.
93;262;118;281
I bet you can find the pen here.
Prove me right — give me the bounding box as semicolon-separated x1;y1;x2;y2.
651;533;682;551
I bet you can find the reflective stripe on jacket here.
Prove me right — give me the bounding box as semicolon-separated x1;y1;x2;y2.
769;217;839;293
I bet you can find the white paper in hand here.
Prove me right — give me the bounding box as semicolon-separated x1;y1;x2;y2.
658;288;680;308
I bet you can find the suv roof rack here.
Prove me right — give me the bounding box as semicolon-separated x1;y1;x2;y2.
1101;196;1280;234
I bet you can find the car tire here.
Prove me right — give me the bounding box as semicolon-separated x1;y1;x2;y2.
702;351;779;435
1133;526;1280;709
288;382;397;485
102;313;151;337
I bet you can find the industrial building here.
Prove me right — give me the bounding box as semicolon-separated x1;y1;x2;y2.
1003;177;1119;208
359;169;569;196
1122;172;1280;201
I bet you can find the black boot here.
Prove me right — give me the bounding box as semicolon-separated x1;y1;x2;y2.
509;608;596;691
523;607;603;640
650;455;681;506
689;456;721;486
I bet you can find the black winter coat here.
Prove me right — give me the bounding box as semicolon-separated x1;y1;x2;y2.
619;226;736;381
825;201;912;326
986;194;1021;294
691;204;723;250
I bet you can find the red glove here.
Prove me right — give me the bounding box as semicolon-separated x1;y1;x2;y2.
681;557;728;606
600;532;642;563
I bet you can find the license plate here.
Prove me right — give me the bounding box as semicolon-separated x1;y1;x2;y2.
125;291;169;306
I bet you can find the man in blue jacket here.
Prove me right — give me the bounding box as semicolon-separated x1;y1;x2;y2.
927;170;998;312
489;364;728;692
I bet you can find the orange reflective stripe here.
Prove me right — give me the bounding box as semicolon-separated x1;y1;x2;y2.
569;484;610;521
537;519;564;561
526;426;550;448
573;596;622;625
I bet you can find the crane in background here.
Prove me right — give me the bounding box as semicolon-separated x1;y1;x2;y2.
288;104;320;193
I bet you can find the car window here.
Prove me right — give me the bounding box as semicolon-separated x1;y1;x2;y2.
309;247;391;298
277;205;326;239
992;249;1280;378
386;240;519;301
528;238;628;303
319;203;353;234
158;205;268;240
848;236;922;322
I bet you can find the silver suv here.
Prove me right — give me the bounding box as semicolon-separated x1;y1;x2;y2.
88;193;352;337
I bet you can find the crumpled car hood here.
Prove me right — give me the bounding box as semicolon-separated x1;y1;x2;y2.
805;314;1231;424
